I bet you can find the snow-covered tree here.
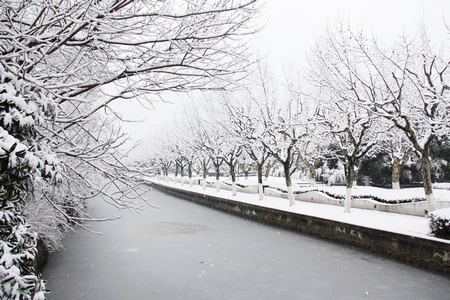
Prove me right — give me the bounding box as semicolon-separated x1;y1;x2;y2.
221;141;243;196
381;127;412;189
247;144;270;200
195;105;225;192
219;87;269;198
175;117;201;187
315;23;450;212
199;94;245;196
317;103;379;212
286;88;327;187
297;140;326;186
238;153;253;181
191;129;212;190
1;0;258;203
174;154;187;185
373;37;449;211
0;0;259;246
2;0;258;97
0;5;258;292
150;135;174;182
308;24;381;212
199;156;211;190
259;98;304;206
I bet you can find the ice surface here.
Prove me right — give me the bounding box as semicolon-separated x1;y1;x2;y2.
42;184;450;300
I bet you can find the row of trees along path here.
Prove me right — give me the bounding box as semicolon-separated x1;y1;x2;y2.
146;23;450;215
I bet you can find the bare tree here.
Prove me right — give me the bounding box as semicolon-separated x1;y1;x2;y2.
370;36;449;211
297;140;324;186
0;0;258;215
0;2;258;296
259;100;304;206
1;0;258;96
317;104;379;212
221;142;243;196
286;79;327;187
222;90;272;199
382;127;412;189
308;23;381;212
313;23;450;212
246;61;307;205
149;133;174;182
238;152;253;181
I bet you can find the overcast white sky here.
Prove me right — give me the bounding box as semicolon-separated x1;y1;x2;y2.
117;0;450;149
254;0;449;73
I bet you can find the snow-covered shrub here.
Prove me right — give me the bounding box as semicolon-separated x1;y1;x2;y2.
23;187;69;253
428;208;450;239
326;162;346;185
0;66;56;299
0;197;47;300
433;182;450;190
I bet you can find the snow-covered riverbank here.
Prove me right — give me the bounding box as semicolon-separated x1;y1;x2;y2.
144;176;450;245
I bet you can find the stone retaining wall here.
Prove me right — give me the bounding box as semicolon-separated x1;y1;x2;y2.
151;182;450;275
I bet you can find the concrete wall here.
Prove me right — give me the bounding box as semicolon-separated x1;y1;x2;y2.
151;182;450;275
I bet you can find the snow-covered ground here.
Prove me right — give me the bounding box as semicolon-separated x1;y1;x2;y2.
145;176;450;245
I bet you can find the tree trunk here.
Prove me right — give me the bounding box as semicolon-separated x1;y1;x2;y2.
244;170;249;180
344;186;352;213
175;165;179;184
202;162;208;190
215;164;220;192
264;162;271;181
420;155;436;212
180;165;184;186
351;168;358;188
309;165;316;186
257;163;264;200
230;163;237;196
215;179;220;192
392;157;401;189
188;164;193;187
344;161;354;213
283;162;295;206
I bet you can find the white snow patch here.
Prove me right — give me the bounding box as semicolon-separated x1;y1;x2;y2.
429;208;450;220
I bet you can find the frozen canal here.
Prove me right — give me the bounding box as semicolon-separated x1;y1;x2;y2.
41;187;450;299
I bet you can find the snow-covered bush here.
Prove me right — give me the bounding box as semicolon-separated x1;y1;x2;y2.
0;66;55;299
428;208;450;239
326;162;346;185
23;187;70;253
0;197;47;300
433;182;450;190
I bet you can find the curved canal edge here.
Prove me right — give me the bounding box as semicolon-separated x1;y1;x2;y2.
149;181;450;275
